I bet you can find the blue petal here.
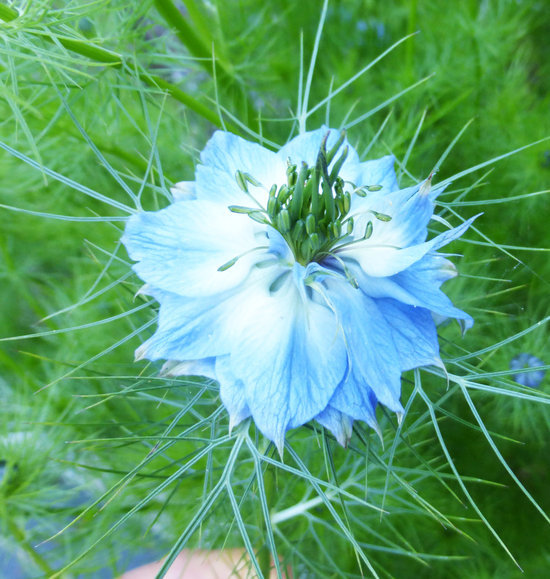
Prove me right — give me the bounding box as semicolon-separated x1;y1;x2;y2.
136;292;232;362
315;406;353;447
229;265;348;452
160;357;217;378
170;181;196;202
328;369;381;434
216;356;251;430
135;267;282;362
390;256;473;327
196;131;286;206
355;155;398;193
122;200;261;297
320;278;403;413
375;299;443;370
351;183;435;249
277;126;361;183
351;255;473;326
339;214;478;278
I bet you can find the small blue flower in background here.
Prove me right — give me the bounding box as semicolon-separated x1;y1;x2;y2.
122;128;475;452
510;353;546;388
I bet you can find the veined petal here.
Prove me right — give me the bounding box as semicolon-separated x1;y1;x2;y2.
230;264;348;452
351;182;436;248
196;131;286;206
278;126;361;183
160;357;216;378
135;266;283;362
170;181;196;202
351;255;472;324
339;214;477;278
216;356;251;431
328;369;382;434
320;278;403;413
122;200;262;297
355;155;398;195
391;255;473;326
135;292;231;362
315;406;354;447
376;299;443;370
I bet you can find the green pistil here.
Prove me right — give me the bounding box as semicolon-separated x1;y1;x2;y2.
232;131;391;267
268;131;352;264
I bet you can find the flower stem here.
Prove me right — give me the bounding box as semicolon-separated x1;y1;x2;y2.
153;0;259;131
259;461;276;578
154;0;227;74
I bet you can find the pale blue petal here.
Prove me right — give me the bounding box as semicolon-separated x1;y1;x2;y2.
229;265;348;451
375;299;443;370
136;291;233;362
170;181;196;202
375;186;434;246
277;126;361;183
122;200;261;297
339;214;477;277
391;256;473;327
266;227;294;261
216;356;251;430
351;183;435;248
196;131;286;206
315;406;353;447
355;155;398;193
404;254;458;287
328;369;382;432
135;267;282;362
321;279;403;413
160;357;217;378
350;255;472;325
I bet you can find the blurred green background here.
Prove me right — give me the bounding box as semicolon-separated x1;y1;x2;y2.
1;0;549;576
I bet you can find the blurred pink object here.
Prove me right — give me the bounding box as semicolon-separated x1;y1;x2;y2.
119;548;288;578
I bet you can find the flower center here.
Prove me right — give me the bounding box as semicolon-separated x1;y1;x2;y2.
228;131;391;270
268;132;356;265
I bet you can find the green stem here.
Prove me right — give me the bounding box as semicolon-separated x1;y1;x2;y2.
259;463;276;578
153;0;258;130
182;0;217;49
153;0;226;73
140;71;225;128
405;0;417;81
0;3;234;131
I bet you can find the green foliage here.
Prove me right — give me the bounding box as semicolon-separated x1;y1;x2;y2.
0;0;549;576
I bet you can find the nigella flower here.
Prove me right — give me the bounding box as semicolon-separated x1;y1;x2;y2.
122;127;475;452
510;353;546;388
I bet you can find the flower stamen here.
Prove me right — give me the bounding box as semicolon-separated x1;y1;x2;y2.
231;131;392;267
266;131;355;265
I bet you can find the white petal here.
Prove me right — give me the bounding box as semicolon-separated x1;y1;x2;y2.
134;266;285;362
123;199;263;297
229;264;348;451
170;181;196;202
196;131;287;207
354;155;398;196
339;215;477;278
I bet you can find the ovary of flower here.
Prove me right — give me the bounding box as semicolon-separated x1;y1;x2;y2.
122;127;476;453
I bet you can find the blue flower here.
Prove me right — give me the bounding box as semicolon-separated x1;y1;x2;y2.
122;127;474;452
510;353;546;388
